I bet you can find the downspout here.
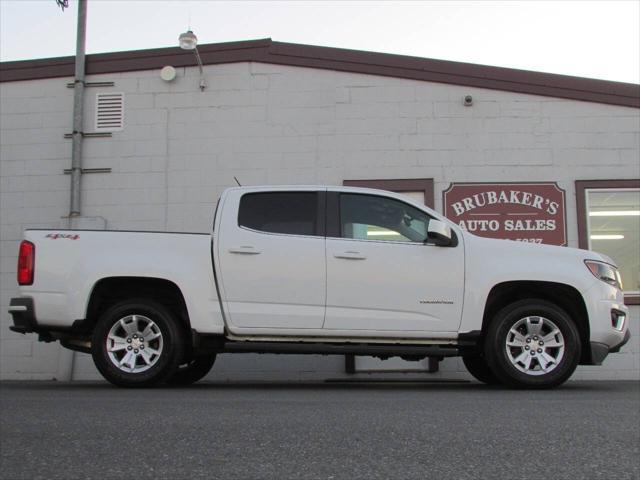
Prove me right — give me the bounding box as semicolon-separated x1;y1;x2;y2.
59;0;87;382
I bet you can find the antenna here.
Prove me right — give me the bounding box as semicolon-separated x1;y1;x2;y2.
234;177;241;186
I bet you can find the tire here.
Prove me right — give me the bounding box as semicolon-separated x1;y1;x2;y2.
166;355;216;386
91;299;186;388
462;354;501;385
484;299;581;389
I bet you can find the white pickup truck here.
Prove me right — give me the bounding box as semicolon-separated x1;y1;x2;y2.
9;186;630;388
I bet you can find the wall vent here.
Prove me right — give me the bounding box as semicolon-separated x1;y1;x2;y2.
95;92;124;132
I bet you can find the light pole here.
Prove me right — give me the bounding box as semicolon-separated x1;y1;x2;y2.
69;0;87;219
178;30;206;91
56;0;87;383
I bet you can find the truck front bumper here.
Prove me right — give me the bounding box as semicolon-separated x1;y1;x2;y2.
579;275;632;365
590;329;632;365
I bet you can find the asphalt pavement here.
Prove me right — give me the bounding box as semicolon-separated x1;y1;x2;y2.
1;380;638;480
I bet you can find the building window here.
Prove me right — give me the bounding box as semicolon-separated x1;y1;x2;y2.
576;180;640;304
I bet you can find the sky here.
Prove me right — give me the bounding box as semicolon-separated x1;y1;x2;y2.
1;0;639;84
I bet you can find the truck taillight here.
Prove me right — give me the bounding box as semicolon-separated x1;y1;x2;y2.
17;240;35;285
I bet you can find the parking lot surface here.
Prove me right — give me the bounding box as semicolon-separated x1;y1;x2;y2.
1;380;638;480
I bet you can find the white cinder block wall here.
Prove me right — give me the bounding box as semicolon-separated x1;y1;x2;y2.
1;62;638;381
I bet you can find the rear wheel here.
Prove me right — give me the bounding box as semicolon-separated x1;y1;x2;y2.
166;355;216;386
462;354;500;385
91;299;185;388
484;299;581;389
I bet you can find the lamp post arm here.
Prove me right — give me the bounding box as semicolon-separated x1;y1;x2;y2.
193;47;206;91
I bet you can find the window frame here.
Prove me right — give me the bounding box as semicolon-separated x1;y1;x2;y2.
237;190;326;238
575;179;640;305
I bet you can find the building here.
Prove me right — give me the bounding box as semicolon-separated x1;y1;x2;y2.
1;39;638;381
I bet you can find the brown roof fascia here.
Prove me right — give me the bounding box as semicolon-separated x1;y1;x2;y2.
267;42;640;108
0;38;272;82
1;38;638;108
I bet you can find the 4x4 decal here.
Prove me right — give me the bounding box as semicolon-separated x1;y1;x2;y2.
46;233;80;240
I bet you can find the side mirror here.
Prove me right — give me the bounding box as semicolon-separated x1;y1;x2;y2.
426;219;453;247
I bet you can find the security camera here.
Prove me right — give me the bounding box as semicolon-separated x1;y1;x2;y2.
463;95;473;106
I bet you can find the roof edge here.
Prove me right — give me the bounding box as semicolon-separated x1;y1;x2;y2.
1;38;638;108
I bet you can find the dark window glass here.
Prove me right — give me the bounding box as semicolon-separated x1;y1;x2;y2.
340;193;430;242
238;192;319;236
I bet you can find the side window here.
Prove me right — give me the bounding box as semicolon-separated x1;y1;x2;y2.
340;193;430;243
238;192;319;236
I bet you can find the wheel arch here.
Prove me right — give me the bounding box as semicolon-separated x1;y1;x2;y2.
85;276;191;334
481;281;591;364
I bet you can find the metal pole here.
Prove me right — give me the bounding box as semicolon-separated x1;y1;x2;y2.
59;0;87;383
69;0;87;218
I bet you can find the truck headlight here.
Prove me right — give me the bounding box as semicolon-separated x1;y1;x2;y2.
585;260;623;290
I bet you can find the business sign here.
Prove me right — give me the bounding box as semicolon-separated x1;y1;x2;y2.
443;182;567;246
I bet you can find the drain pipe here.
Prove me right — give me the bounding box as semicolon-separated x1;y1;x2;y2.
58;0;87;382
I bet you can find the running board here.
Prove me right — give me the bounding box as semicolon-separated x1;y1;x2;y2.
219;341;461;357
191;330;481;357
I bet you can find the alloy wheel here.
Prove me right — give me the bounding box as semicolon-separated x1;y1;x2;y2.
505;316;565;376
106;315;164;373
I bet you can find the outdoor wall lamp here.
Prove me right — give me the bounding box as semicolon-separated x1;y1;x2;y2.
178;30;206;91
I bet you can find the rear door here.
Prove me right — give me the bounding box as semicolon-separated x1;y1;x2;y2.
216;188;326;332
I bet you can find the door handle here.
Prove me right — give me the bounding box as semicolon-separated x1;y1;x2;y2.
334;251;367;260
228;246;261;255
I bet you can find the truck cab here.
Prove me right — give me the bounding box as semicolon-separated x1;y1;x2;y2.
216;187;464;337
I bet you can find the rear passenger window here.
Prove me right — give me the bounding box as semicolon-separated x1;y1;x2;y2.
238;192;320;236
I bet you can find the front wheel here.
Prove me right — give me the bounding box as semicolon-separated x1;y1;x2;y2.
91;299;186;388
484;299;581;389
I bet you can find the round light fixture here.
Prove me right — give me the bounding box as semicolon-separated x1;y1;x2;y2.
179;30;198;50
160;65;177;82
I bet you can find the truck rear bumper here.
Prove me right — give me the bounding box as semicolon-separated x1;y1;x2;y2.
8;297;37;334
8;297;91;345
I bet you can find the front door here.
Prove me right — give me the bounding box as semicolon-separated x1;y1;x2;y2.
324;191;464;336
